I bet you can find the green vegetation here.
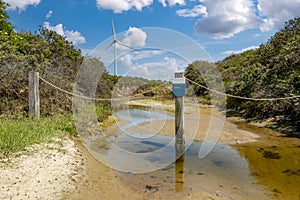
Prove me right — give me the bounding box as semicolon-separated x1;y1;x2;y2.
0;0;172;157
2;0;298;157
186;17;300;132
95;104;112;122
0;115;75;157
0;0;171;118
116;76;172;99
0;0;120;118
0;0;83;117
0;0;116;156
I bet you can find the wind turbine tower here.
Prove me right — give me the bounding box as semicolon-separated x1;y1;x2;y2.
98;16;138;76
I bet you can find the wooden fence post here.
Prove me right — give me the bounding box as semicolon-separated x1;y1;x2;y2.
29;71;40;118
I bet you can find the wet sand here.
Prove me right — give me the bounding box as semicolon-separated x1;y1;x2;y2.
123;99;259;144
68;99;274;200
65;142;230;200
1;99;299;199
232;122;300;200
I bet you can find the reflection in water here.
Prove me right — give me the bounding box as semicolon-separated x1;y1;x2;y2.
175;154;184;192
85;134;269;198
175;97;185;192
114;109;174;138
84;109;272;199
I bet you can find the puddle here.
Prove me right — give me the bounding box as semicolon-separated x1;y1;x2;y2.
118;136;269;199
84;108;271;199
85;133;270;199
232;122;300;200
114;109;174;122
114;109;174;138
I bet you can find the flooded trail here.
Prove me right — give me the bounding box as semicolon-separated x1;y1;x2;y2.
232;122;300;200
78;100;299;200
112;135;270;199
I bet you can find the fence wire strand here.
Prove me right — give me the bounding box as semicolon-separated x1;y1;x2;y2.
39;76;167;101
186;78;300;101
39;76;300;102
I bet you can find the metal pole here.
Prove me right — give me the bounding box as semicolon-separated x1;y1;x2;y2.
29;71;40;118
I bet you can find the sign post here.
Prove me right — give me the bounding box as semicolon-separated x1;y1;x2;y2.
172;72;185;190
173;72;185;154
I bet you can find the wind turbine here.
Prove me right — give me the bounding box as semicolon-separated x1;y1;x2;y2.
99;15;139;76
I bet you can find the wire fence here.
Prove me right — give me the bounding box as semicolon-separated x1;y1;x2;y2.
39;76;169;101
39;75;300;102
185;78;300;101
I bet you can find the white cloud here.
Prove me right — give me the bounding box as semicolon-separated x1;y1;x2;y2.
192;0;300;39
3;0;41;11
194;0;260;39
119;50;166;67
118;48;188;80
123;56;182;80
96;0;186;13
44;22;64;35
121;27;147;47
65;30;87;45
176;5;207;17
222;46;259;55
257;0;300;32
46;10;53;19
43;22;86;45
96;0;153;13
159;0;185;7
120;54;134;67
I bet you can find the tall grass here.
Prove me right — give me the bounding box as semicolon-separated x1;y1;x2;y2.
95;103;112;122
0;102;112;157
0;115;75;157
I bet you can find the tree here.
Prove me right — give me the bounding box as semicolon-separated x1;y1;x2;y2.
0;0;13;35
215;17;300;131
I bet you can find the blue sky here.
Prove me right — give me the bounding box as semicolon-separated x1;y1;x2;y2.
3;0;300;78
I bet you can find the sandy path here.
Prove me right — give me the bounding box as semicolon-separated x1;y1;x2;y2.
63;141;145;200
0;138;84;200
0;100;267;200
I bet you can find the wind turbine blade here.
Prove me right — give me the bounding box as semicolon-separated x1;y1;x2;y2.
98;41;114;57
116;41;141;52
111;15;117;40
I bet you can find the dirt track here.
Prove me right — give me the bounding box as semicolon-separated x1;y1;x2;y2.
0;100;274;200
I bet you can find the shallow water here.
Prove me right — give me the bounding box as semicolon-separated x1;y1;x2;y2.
114;109;174;138
123;136;271;198
84;108;300;199
232;122;300;200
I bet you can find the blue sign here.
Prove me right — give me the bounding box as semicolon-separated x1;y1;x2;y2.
172;77;186;97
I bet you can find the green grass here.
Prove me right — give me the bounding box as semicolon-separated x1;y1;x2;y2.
0;115;76;157
0;102;113;158
95;103;112;122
